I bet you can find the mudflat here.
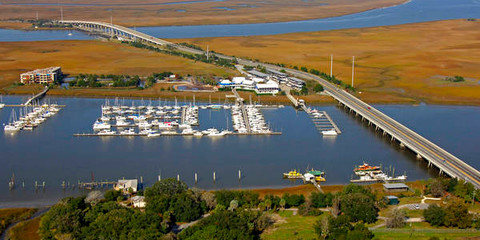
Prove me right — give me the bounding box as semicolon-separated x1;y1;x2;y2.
177;19;480;105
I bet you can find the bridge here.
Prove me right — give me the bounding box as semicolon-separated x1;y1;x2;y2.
24;86;49;105
58;20;480;188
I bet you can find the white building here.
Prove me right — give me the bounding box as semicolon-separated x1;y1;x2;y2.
131;196;146;208
115;179;138;193
255;80;279;94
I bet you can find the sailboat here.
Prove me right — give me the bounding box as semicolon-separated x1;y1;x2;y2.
0;95;5;109
9;173;15;190
4;109;20;132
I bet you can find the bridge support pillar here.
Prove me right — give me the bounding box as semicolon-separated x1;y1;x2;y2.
399;142;405;148
428;161;432;167
391;136;395;141
416;154;422;160
439;169;443;175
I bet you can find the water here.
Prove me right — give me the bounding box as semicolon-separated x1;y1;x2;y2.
1;95;479;207
0;29;94;42
1;0;479;40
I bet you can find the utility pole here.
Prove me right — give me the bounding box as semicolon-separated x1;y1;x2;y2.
206;45;209;61
36;11;39;21
330;54;333;78
60;7;63;21
352;56;355;87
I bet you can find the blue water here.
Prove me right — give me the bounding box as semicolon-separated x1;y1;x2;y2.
134;0;480;38
1;0;479;41
0;95;479;207
0;29;94;42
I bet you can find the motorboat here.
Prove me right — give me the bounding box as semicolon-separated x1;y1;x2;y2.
321;129;337;136
97;130;115;135
93;121;111;130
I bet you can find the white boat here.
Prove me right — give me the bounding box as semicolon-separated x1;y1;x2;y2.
147;132;161;137
98;130;115;135
161;130;177;135
178;123;191;129
4;124;20;132
158;122;173;129
93;121;111;130
193;132;203;137
119;128;135;135
208;131;225;137
321;129;338;136
137;121;152;129
0;103;5;109
116;119;130;127
182;128;194;135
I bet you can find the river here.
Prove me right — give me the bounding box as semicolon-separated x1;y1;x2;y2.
1;0;480;41
1;96;479;207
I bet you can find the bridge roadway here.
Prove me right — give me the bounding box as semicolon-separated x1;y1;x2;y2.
60;20;480;188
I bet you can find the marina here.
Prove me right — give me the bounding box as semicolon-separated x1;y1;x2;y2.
75;97;281;137
3;103;62;133
0;95;479;207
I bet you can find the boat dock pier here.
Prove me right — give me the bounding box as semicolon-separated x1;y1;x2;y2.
24;86;49;105
78;181;117;189
232;88;251;133
310;111;342;134
285;90;341;135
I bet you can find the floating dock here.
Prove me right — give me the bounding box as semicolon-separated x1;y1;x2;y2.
309;111;342;134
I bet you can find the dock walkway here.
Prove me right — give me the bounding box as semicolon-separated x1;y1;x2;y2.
24;86;49;105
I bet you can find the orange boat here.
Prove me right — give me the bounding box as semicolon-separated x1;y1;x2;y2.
354;163;382;175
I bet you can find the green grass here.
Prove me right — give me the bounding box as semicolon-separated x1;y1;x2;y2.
373;228;480;240
261;210;318;240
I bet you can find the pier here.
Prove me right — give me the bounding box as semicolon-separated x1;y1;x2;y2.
309;111;342;134
24;86;49;105
232;88;251;133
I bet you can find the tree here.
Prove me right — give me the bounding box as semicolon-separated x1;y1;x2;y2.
279;199;286;209
444;200;472;228
313;83;324;92
282;193;305;207
201;191;217;210
386;208;406;228
346;223;374;240
340;192;378;223
104;190;122;202
145;178;188;198
428;178;446;197
264;199;272;211
311;192;333;208
424;204;445;226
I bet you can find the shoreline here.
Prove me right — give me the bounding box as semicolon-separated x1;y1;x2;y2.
0;181;420;209
3;89;480;107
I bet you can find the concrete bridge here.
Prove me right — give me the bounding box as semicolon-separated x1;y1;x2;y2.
24;86;49;105
58;20;480;188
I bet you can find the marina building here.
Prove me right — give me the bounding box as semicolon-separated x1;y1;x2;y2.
20;66;62;84
131;196;146;208
255;80;280;94
383;183;409;192
220;76;279;95
115;179;139;193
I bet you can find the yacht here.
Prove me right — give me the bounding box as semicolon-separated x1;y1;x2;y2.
116;119;130;127
97;129;116;135
158;122;173;129
93;121;111;130
182;128;194;135
321;129;337;136
0;103;5;109
137;121;152;129
4;124;20;132
119;128;135;135
161;130;177;135
178;123;191;129
147;132;161;137
193;132;203;137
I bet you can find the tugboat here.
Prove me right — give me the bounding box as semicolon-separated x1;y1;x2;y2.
354;163;382;175
283;170;303;179
307;169;326;182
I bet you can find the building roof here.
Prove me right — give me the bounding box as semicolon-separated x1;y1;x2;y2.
248;70;269;78
21;66;61;75
256;81;279;89
252;77;265;83
385;195;399;199
289;77;305;84
220;79;232;85
267;69;287;76
232;77;245;84
117;179;138;190
131;196;145;202
243;80;254;85
383;183;409;189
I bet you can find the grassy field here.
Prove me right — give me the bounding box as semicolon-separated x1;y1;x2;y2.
177;19;480;105
372;228;480;240
261;210;318;240
0;0;405;28
0;39;235;94
0;208;37;235
7;217;41;240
